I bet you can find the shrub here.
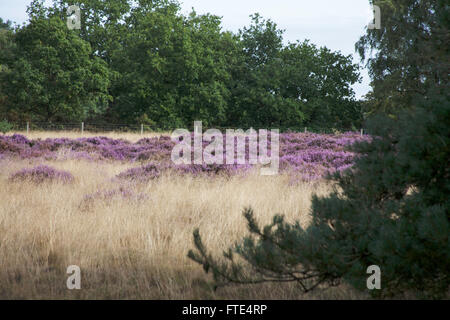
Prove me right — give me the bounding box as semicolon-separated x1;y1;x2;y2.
0;120;12;134
116;163;167;182
9;165;74;184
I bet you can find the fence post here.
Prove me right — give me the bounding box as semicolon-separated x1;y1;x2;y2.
141;124;143;135
26;122;29;135
304;127;307;133
81;122;84;134
360;129;363;137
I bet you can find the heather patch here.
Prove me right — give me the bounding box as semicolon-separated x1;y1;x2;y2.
116;163;168;182
116;162;253;182
0;132;370;181
9;165;74;184
80;185;149;210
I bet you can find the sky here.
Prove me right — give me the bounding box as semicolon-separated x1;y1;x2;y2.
0;0;373;98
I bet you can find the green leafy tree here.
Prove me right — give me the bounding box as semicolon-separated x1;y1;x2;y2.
109;4;238;128
1;2;110;122
278;42;361;129
228;14;361;130
0;18;15;120
52;0;133;63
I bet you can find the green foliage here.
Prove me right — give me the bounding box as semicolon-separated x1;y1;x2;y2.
228;15;361;130
0;1;111;122
107;5;236;128
0;18;15;119
0;0;362;128
356;0;449;116
0;119;12;134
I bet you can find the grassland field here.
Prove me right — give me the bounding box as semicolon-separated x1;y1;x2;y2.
0;131;365;299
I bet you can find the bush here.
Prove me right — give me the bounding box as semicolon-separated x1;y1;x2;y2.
9;165;74;184
188;94;450;299
0;120;12;134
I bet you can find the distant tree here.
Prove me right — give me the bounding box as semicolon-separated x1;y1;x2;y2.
278;41;362;129
108;4;238;128
228;14;362;130
53;0;131;59
0;2;110;122
0;18;15;119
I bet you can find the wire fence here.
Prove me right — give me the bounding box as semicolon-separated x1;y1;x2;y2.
8;122;367;136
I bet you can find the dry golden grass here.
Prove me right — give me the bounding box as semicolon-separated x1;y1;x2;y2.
11;130;169;143
0;132;362;299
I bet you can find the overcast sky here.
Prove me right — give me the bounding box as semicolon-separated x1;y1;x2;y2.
1;0;373;98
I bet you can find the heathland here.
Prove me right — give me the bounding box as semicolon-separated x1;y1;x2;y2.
0;130;367;299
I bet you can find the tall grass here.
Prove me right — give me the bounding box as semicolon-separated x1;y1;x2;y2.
11;130;167;143
0;133;362;299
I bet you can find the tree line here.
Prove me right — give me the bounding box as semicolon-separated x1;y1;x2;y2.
0;0;363;131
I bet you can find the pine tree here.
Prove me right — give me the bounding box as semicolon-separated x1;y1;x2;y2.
188;92;449;298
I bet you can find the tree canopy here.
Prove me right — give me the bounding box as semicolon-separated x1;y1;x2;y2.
0;3;110;122
356;0;449;116
0;0;362;130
